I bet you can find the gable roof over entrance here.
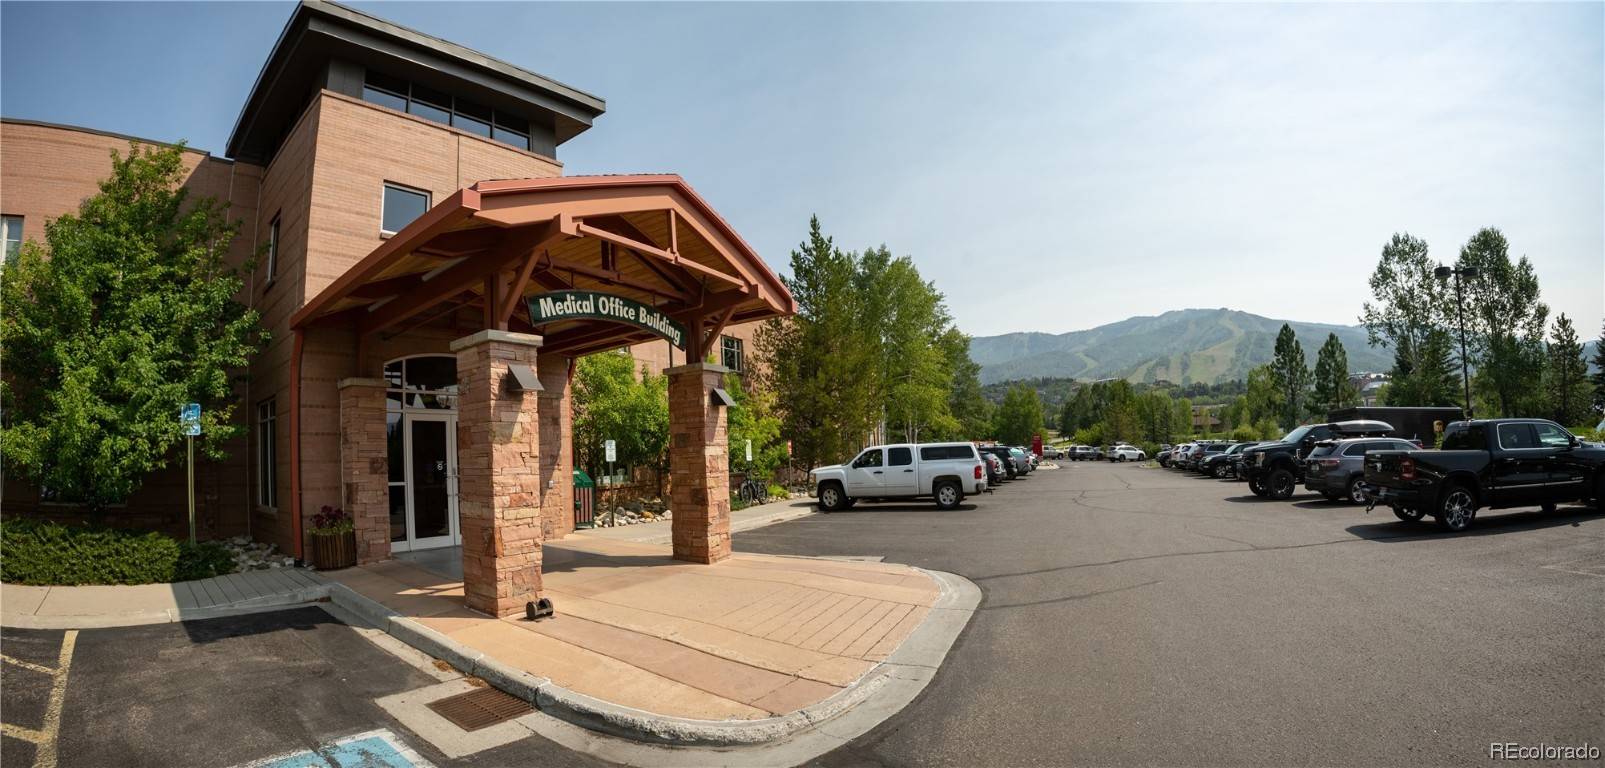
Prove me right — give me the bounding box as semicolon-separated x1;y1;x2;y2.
293;174;795;358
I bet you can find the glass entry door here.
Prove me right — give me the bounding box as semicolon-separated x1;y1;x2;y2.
402;413;459;550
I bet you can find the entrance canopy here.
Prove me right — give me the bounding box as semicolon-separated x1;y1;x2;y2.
293;175;795;358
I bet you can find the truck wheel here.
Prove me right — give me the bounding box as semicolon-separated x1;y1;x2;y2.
1248;476;1267;497
818;482;847;512
1392;506;1425;523
1346;476;1368;505
1267;468;1296;500
1435;484;1477;532
934;480;962;510
1214;464;1231;479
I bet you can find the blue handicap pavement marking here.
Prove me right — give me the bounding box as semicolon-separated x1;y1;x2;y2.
241;729;434;768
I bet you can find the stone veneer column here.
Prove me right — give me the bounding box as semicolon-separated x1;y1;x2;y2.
338;378;391;565
667;363;731;564
536;352;574;541
452;330;545;617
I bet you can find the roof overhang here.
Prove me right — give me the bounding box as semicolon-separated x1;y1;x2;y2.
227;0;605;163
293;175;796;358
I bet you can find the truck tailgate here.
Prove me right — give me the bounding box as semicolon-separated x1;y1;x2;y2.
1363;451;1411;487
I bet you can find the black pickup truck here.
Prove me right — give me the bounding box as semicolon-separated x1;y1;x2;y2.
1363;418;1605;531
1241;420;1396;499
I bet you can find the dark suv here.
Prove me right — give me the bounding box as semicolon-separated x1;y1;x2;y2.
1240;420;1395;499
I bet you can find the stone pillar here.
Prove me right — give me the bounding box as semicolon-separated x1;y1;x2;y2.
452;330;545;617
537;352;574;541
667;363;731;564
338;378;391;564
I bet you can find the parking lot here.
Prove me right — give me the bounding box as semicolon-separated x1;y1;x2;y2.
740;459;1605;766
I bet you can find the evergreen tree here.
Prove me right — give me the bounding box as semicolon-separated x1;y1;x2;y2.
1543;314;1592;427
1269;325;1309;429
1310;332;1353;415
1592;320;1605;415
1383;329;1459;407
0;143;266;508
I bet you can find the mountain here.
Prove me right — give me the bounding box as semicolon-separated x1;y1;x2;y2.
971;308;1395;385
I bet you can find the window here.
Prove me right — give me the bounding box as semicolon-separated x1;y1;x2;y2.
888;447;913;466
384;356;458;411
852;449;883;468
920;445;975;461
257;399;277;509
1440;425;1483;450
1534;422;1572;448
1341;442;1369;457
2;215;22;263
265;215;279;280
1496;423;1537;450
381;183;430;235
721;335;744;372
360;71;535;152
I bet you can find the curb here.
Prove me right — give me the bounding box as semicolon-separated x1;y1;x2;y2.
325;566;979;752
1;584;330;630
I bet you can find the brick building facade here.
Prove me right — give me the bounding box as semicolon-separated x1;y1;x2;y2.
0;1;788;613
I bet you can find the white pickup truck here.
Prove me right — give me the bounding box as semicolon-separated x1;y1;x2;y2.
809;442;987;511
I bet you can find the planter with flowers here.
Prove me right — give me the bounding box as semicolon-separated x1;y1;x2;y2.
309;505;357;570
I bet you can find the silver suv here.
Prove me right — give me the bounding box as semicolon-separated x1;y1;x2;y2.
1304;436;1420;503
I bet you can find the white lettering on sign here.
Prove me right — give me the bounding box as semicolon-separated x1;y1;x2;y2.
531;291;686;350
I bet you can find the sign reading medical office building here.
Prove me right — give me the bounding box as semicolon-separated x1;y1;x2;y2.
527;291;688;350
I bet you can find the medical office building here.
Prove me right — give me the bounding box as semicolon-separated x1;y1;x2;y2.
0;1;792;615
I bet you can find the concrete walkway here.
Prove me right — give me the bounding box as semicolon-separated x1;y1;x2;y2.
324;535;941;723
578;495;818;544
1;568;330;629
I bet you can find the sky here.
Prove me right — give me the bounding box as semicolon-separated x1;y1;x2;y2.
2;1;1601;339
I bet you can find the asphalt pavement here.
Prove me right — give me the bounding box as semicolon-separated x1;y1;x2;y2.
0;607;610;768
736;461;1605;767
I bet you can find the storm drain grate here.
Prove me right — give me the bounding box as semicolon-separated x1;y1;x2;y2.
426;686;534;731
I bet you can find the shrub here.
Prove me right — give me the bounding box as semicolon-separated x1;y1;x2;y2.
766;483;789;498
0;519;234;585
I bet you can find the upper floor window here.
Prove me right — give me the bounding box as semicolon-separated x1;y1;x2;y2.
382;184;430;235
361;71;534;152
721;335;744;373
2;215;22;263
265;215;280;280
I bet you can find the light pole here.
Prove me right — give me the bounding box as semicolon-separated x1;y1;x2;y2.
1434;264;1478;418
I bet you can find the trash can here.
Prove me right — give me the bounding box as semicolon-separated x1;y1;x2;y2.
573;469;596;529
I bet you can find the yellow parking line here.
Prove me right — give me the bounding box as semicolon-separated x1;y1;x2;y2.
3;630;77;768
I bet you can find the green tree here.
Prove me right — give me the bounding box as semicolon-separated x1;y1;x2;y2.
1457;228;1547;417
725;373;788;479
571;352;669;492
1543;314;1592;427
1268;325;1309;429
1241;365;1282;426
756;218;877;467
1171;397;1194;440
1309;333;1354;416
1591;320;1605;415
993;385;1044;445
936;328;992;440
1360;232;1458;408
1381;328;1459;407
1;143;265;508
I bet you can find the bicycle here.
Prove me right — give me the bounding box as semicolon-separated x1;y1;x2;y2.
737;469;770;505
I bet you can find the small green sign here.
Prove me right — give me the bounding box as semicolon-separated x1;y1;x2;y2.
527;290;688;350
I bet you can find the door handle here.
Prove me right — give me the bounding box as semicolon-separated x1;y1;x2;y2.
903;469;914;472
872;470;882;474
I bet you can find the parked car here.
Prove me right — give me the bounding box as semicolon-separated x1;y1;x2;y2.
1199;442;1255;478
979;446;1020;479
1070;446;1096;461
1011;447;1035;474
1189;442;1230;472
1241;420;1395;499
1303;437;1421;503
1042;446;1062;460
1109;444;1146;462
1156;447;1173;467
1224;442;1262;479
1363;419;1605;530
1089;446;1105;461
810;442;988;511
982;452;1008;485
1165;443;1193;468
